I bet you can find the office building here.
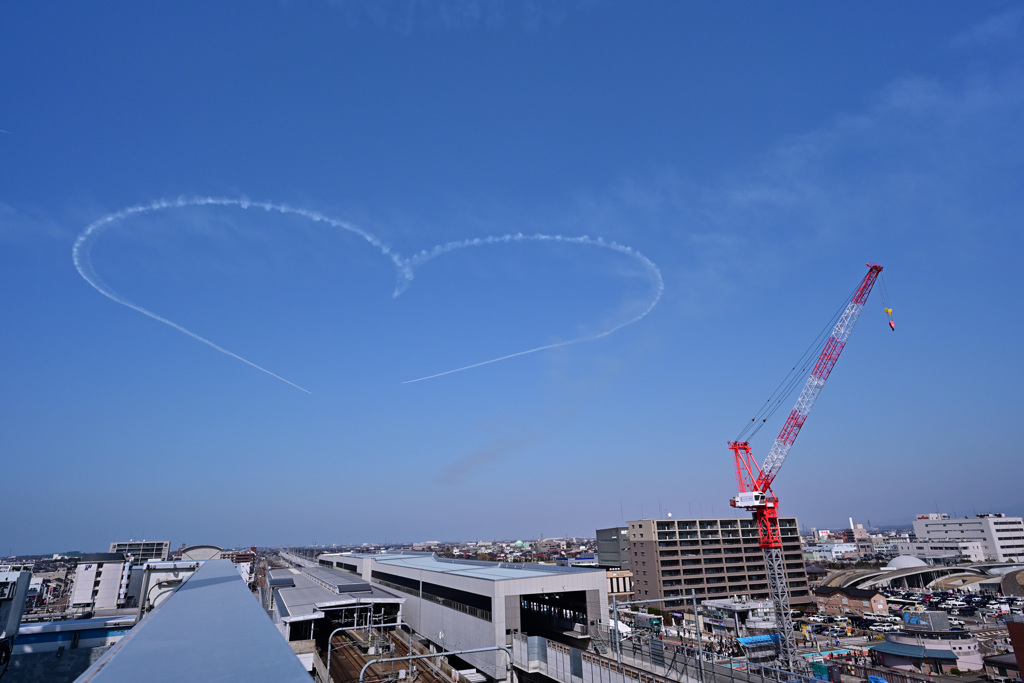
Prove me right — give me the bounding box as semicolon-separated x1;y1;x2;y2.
596;527;631;570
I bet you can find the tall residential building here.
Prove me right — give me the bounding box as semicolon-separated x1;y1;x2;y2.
109;540;170;563
596;527;631;570
627;517;811;608
912;513;1024;562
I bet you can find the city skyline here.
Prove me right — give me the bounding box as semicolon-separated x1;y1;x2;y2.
2;2;1023;555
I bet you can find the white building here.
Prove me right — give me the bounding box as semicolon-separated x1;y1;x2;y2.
871;532;912;558
912;513;1024;562
70;554;130;610
318;551;608;682
896;539;987;563
803;542;859;562
700;596;776;638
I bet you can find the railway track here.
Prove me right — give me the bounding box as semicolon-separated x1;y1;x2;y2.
327;632;450;683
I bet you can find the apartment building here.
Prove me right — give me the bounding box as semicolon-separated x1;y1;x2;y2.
627;517;811;609
109;540;170;563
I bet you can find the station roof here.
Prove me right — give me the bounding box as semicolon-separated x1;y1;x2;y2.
269;567;401;621
340;552;603;581
78;559;309;683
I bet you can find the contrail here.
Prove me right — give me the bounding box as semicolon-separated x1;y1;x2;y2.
74;198;664;390
401;233;664;383
73;197;409;394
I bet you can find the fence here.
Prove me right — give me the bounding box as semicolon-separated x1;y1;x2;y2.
513;631;822;683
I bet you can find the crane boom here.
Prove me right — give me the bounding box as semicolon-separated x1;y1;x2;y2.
728;262;883;673
755;263;883;489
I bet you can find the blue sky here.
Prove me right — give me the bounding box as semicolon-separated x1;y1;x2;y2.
2;2;1022;555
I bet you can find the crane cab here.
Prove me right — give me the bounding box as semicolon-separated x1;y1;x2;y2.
730;491;767;508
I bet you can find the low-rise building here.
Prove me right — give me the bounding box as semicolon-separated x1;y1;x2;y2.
814;586;887;615
700;595;776;638
803;543;860;562
870;611;982;674
605;569;633;604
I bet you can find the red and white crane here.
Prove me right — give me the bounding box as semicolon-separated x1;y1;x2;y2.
729;263;883;671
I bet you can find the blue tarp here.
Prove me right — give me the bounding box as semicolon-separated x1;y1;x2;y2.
738;634;780;645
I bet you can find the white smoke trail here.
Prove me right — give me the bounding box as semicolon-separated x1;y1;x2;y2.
73;197;409;394
74;198;664;390
401;233;664;383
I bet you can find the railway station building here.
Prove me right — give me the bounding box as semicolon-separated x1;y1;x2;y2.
318;551;609;682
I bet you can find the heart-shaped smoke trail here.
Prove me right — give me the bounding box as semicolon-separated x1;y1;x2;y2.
74;197;663;391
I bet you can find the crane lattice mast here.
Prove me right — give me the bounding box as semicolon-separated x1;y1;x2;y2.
729;263;882;672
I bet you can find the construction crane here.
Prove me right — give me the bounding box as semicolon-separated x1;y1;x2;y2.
729;263;883;672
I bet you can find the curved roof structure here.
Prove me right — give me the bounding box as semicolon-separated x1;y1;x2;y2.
843;565;989;590
1000;568;1024;596
885;555;928;570
820;559;1024;592
180;545;222;561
